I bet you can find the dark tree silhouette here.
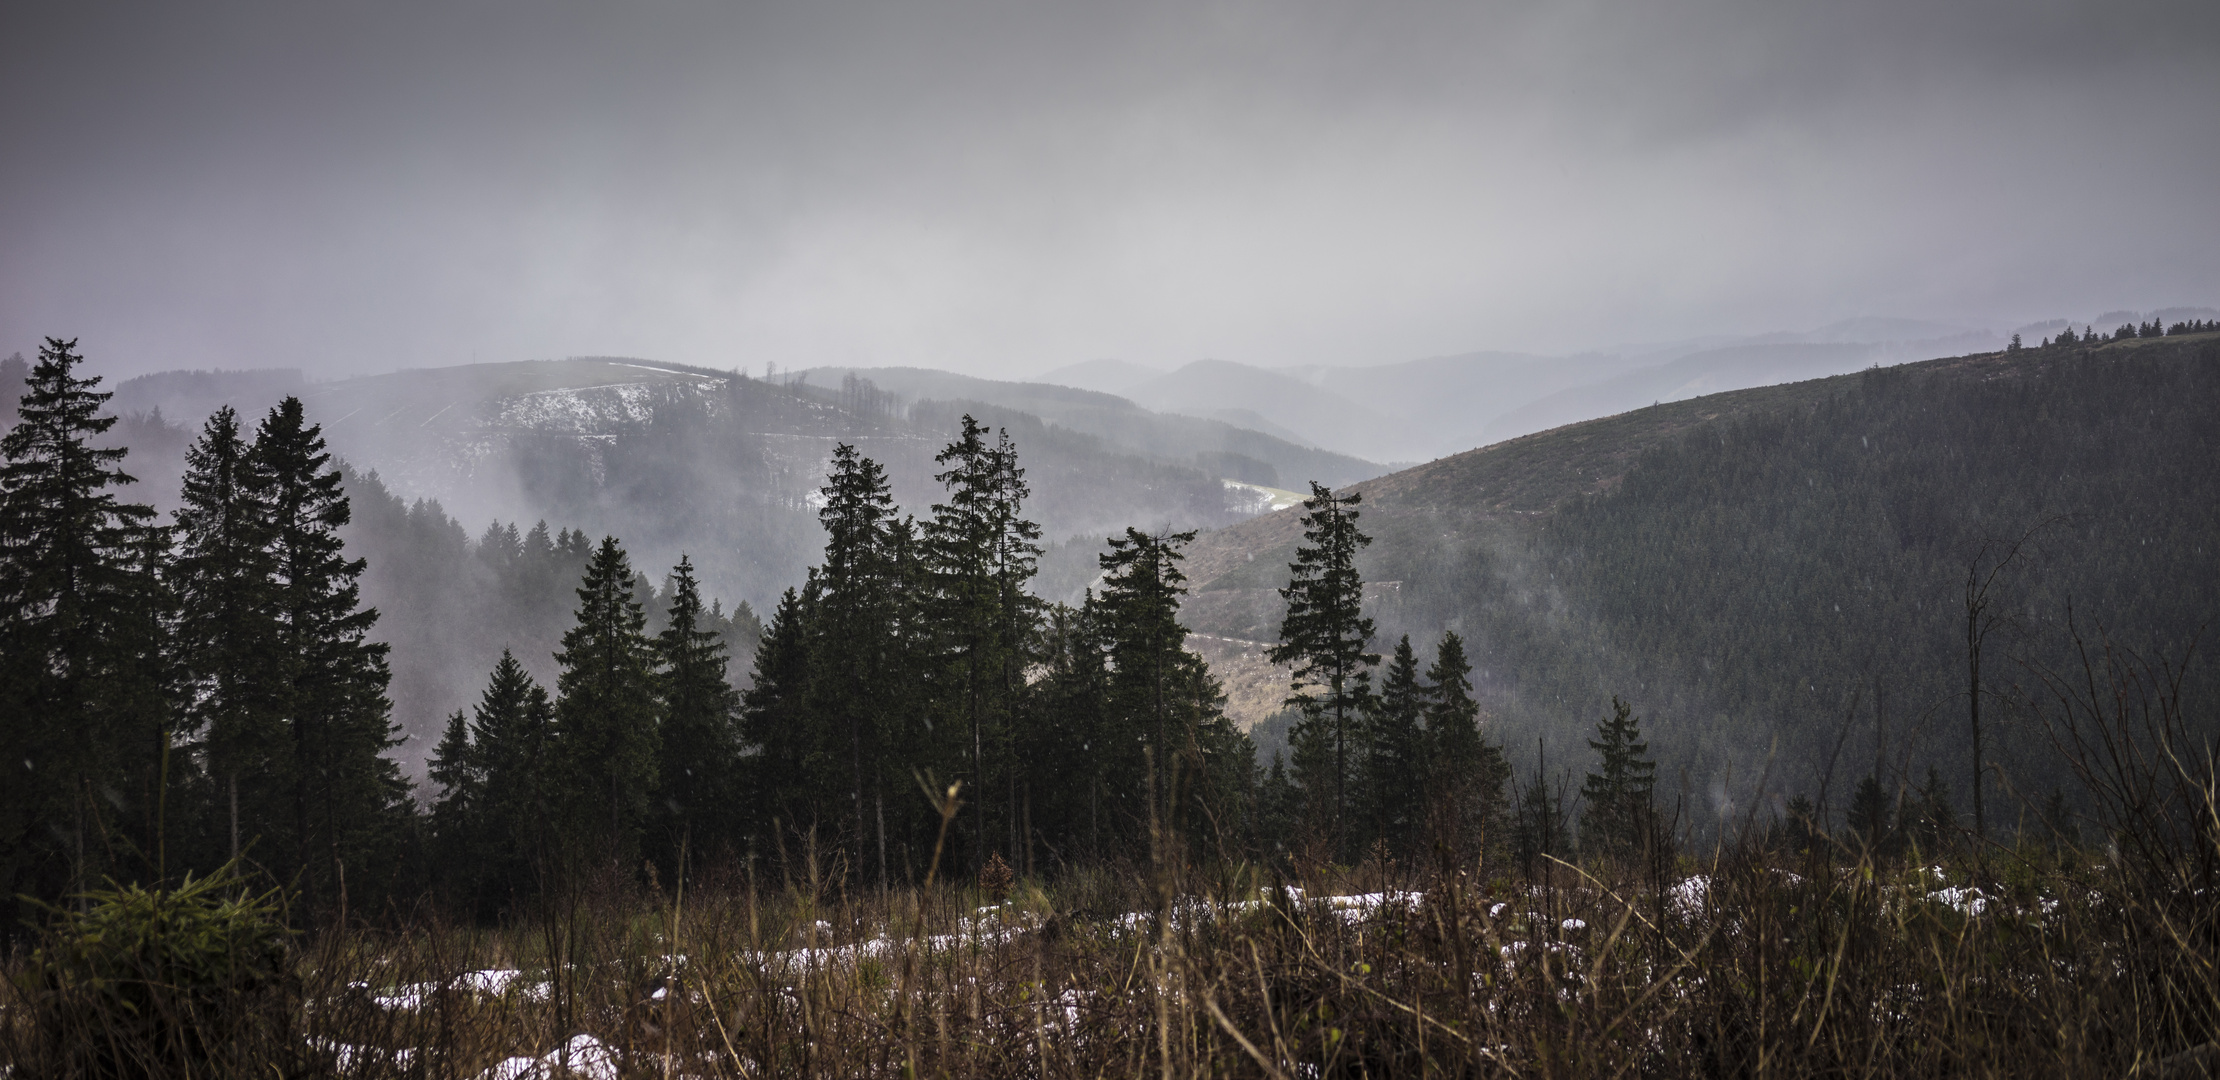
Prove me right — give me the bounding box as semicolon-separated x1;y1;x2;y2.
1270;482;1377;858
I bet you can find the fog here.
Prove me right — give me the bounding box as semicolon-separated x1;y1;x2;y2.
5;0;2216;382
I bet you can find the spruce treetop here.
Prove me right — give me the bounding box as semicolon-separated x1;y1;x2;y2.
0;338;154;632
1269;482;1378;714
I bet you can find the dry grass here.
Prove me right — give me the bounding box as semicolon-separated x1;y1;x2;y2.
4;834;2213;1079
6;642;2212;1078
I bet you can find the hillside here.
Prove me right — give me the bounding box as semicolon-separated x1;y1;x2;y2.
103;357;1334;766
107;358;1349;608
1184;334;2220;819
796;364;1387;489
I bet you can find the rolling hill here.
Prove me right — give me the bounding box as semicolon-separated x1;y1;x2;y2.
1181;333;2220;824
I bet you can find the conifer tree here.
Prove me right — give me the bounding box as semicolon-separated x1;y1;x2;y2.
1367;635;1427;854
1093;527;1245;855
922;416;1042;870
253;396;409;904
1577;697;1658;859
553;536;661;864
1845;774;1894;857
1424;631;1509;858
1097;527;1197;837
653;555;741;870
984;427;1043;863
431;649;556;912
808;444;908;880
0;338;165;907
1269;482;1377;858
427;708;481;886
477;520;522;566
742;584;814;842
173;405;279;860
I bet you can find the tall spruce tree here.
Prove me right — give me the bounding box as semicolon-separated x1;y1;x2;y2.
254;396;408;904
553;536;661;864
984;427;1043;860
1422;631;1509;859
741;584;814;849
173;405;278;861
430;649;556;914
652;555;741;871
427;708;482;893
808;444;909;881
1269;482;1377;858
1094;527;1245;854
0;338;165;908
1576;697;1658;859
1367;635;1427;854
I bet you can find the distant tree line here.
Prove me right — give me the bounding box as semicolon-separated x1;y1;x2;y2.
2039;318;2217;347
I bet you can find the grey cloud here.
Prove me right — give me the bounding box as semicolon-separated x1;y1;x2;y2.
3;0;2215;381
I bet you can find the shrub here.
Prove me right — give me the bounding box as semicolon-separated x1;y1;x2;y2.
12;861;295;1079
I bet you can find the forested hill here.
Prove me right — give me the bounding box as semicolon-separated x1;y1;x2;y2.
106;358;1381;612
80;355;1376;771
1185;332;2220;825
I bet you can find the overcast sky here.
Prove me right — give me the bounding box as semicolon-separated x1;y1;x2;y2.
4;0;2216;381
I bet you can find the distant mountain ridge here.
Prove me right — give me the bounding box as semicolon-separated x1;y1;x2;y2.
1024;318;2025;465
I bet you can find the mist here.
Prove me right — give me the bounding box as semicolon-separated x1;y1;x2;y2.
5;0;2217;381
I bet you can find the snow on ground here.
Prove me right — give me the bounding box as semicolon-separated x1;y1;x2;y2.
1667;876;1709;918
1221;478;1305;514
491;381;694;435
366;967;533;1010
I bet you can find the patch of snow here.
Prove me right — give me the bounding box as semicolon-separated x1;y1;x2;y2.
369;968;529;1010
1667;876;1709;918
1927;885;1991;916
314;1040;415;1072
474;1034;621;1080
1221;479;1303;514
